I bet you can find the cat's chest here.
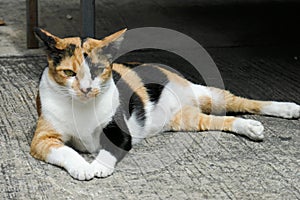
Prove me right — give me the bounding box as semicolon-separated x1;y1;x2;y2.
43;94;104;129
39;76;118;152
42;94;114;152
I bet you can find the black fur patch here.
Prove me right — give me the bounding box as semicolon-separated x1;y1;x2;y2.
122;62;143;68
129;92;146;122
112;70;146;126
112;69;121;83
49;44;76;67
132;64;169;103
34;28;76;67
80;37;87;47
34;28;56;49
101;115;132;161
144;84;165;103
84;56;105;80
83;52;88;59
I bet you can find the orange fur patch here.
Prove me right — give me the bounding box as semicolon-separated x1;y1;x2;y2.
112;63;149;104
170;106;201;131
100;66;113;82
169;106;236;132
82;28;126;52
199;95;212;114
55;37;81;50
158;67;189;87
101;28;127;46
198;114;235;132
49;48;84;86
30;116;64;161
55;49;83;72
208;87;270;114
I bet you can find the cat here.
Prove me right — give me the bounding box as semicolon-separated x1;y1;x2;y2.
30;28;300;181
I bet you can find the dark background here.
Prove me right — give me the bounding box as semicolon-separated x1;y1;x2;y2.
39;0;300;47
38;0;300;102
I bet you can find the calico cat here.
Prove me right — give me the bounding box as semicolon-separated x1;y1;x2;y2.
31;28;300;181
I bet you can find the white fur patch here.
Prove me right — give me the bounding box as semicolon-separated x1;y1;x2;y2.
126;113;147;144
39;67;119;153
232;118;264;140
47;146;94;180
261;102;300;119
156;82;209;132
80;60;92;90
91;150;117;178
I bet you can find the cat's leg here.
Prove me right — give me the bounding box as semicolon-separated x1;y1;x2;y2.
202;87;300;119
30;116;94;180
91;119;132;178
168;106;264;140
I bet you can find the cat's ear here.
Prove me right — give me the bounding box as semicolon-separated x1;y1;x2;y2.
102;28;127;48
101;28;127;62
84;28;126;50
34;28;62;50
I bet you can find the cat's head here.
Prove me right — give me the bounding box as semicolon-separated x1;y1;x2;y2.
34;28;126;102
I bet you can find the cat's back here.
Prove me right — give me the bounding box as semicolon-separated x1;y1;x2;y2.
111;62;191;99
111;62;206;104
111;62;194;115
111;63;208;140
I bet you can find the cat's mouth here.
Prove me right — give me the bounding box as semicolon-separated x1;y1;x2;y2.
75;89;100;103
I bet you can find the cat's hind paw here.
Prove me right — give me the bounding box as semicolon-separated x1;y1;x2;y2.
233;119;264;141
91;160;114;178
261;102;300;119
281;103;300;119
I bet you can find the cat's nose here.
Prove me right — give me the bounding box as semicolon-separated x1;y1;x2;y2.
81;87;92;94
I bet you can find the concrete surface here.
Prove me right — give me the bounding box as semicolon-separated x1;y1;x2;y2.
0;0;300;199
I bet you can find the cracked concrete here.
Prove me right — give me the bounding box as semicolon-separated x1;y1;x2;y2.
0;51;299;199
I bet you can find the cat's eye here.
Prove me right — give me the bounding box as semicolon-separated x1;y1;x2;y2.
63;70;76;77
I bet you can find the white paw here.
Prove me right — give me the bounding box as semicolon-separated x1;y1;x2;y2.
262;102;300;119
47;146;94;181
91;160;114;178
233;119;264;140
279;103;300;119
67;161;94;181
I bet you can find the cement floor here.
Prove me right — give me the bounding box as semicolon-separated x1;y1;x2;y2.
0;0;299;199
0;49;299;199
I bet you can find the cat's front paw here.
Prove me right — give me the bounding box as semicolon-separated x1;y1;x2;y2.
91;160;114;178
261;102;300;119
233;119;264;141
66;161;94;181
